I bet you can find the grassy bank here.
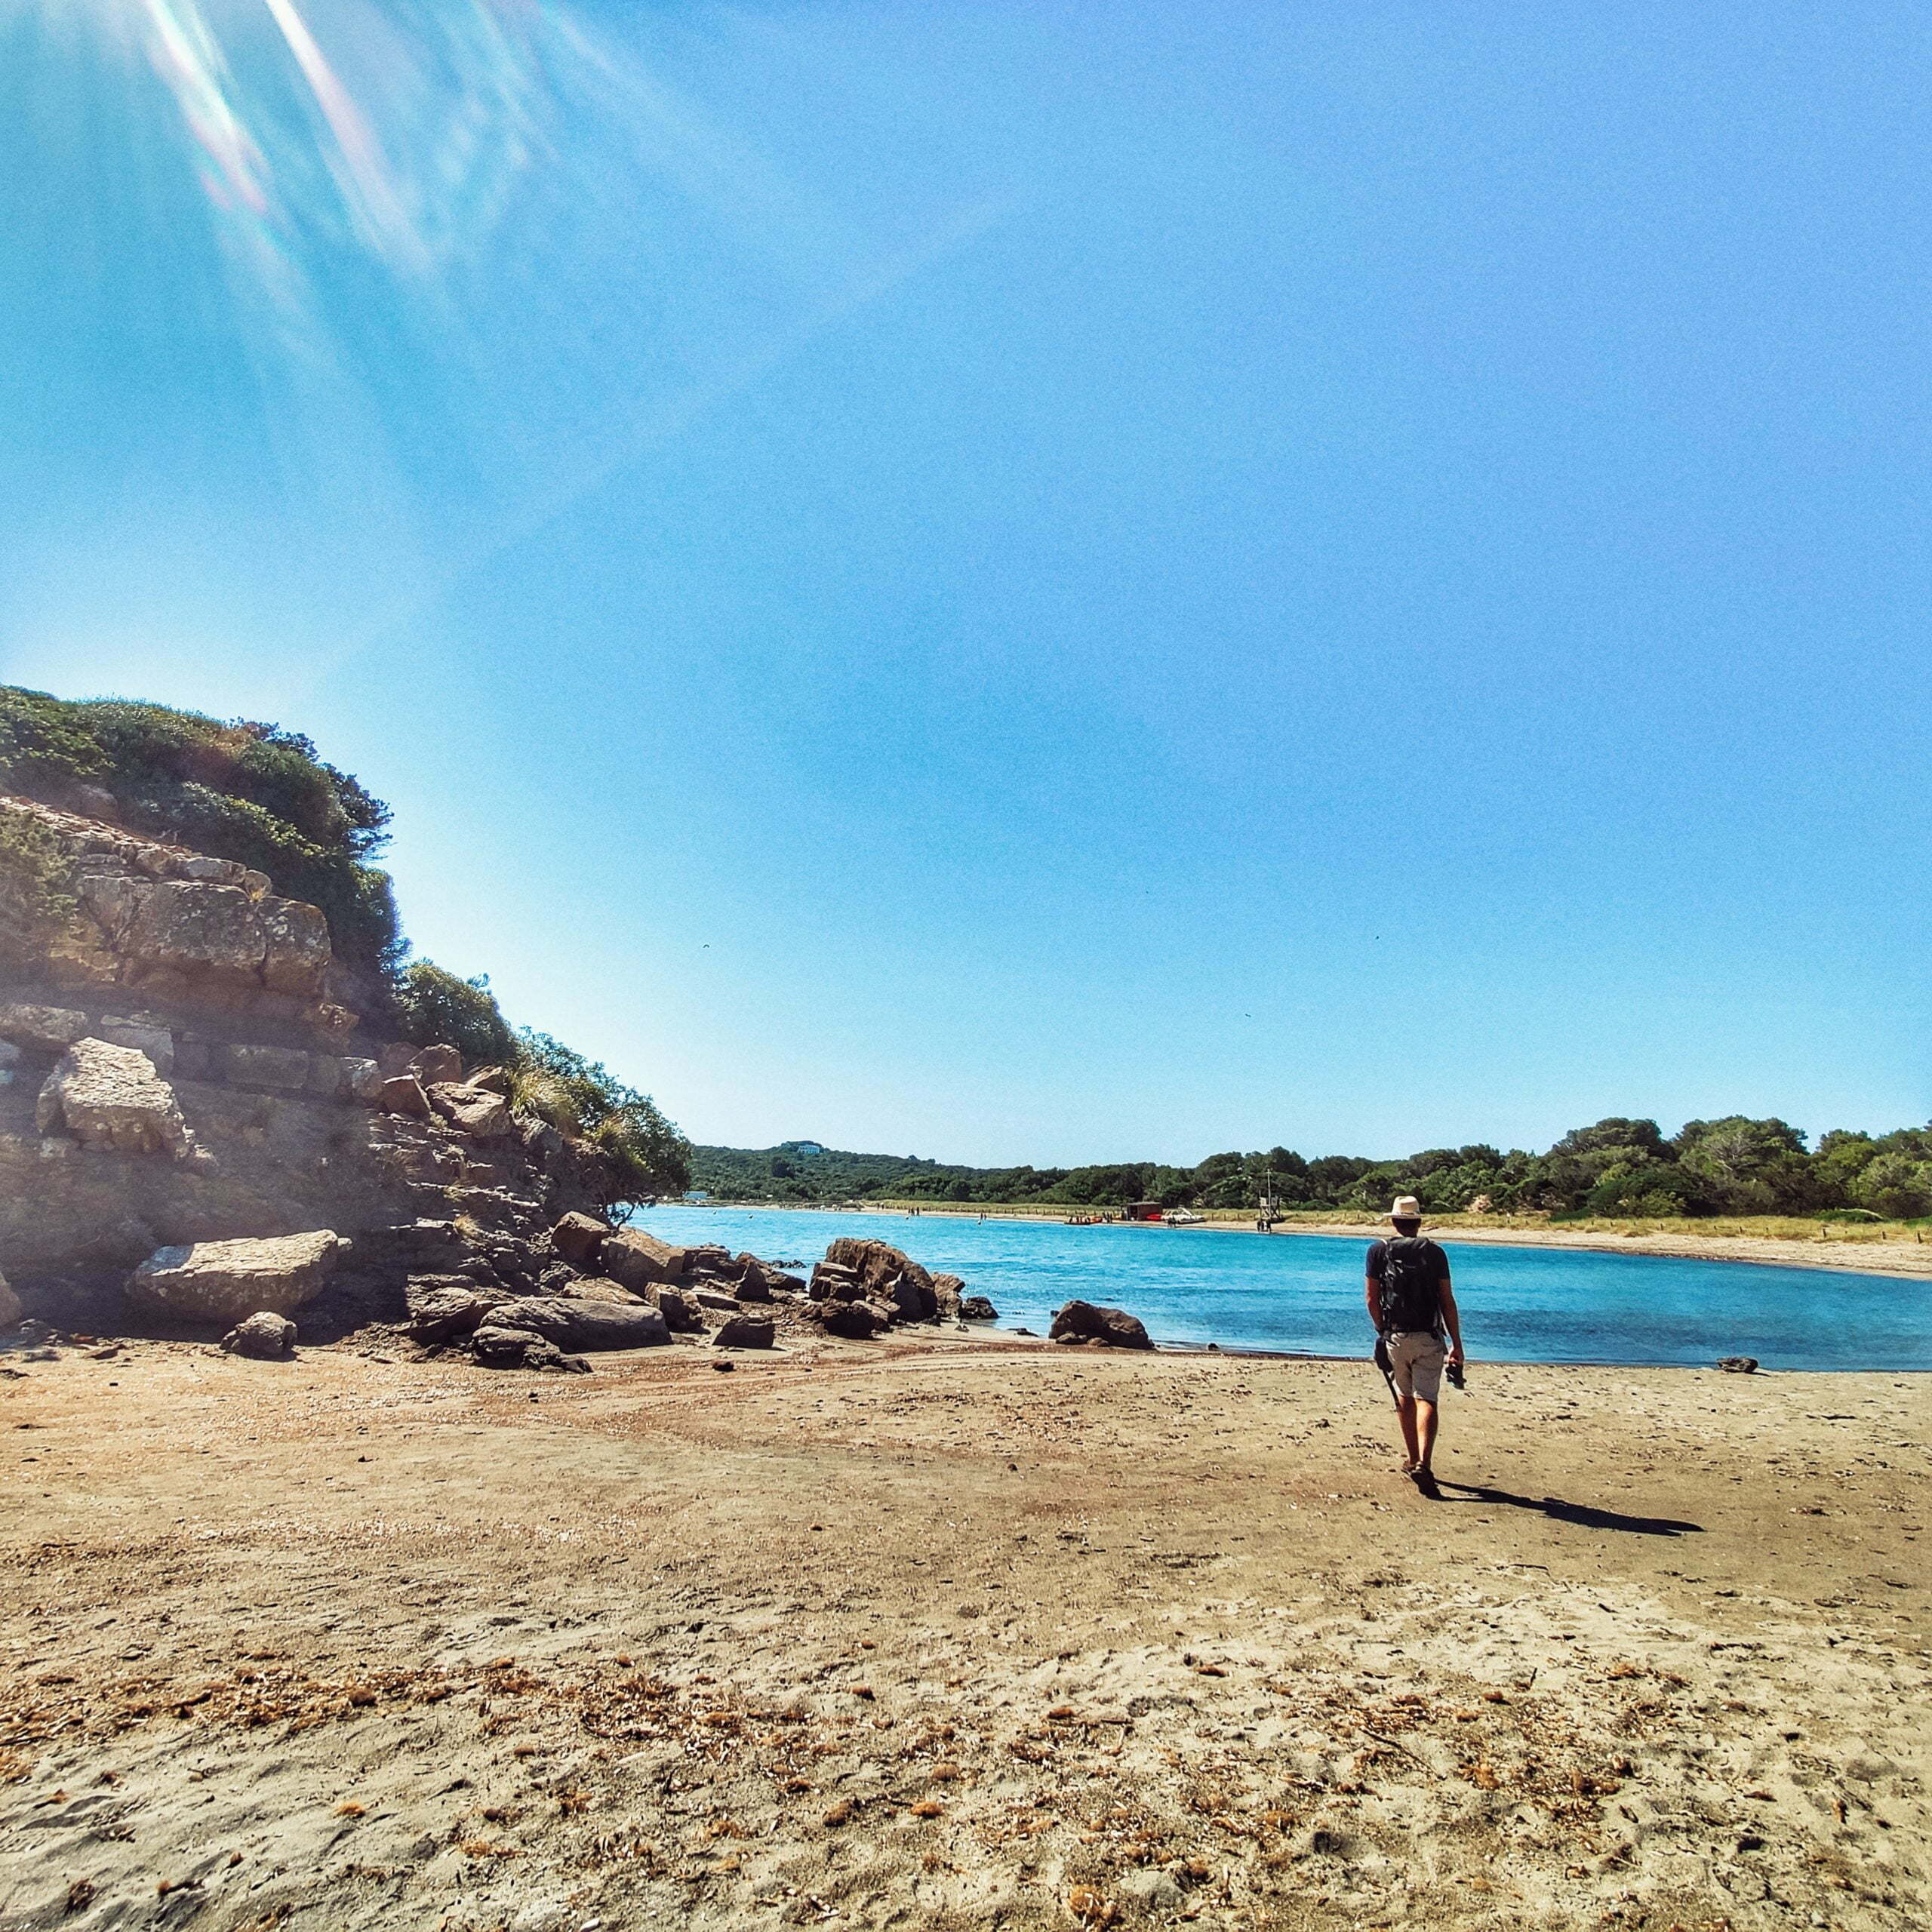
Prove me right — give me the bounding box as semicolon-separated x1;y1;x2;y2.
842;1201;1932;1247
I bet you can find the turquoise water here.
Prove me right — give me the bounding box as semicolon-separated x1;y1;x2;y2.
628;1205;1932;1370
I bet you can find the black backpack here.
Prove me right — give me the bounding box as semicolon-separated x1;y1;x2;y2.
1376;1238;1442;1334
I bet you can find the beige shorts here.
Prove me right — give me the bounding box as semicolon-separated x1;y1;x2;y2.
1386;1330;1447;1404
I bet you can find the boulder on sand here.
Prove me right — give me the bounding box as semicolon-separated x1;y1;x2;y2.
712;1312;775;1349
820;1238;940;1322
549;1211;612;1267
128;1230;343;1324
1049;1300;1153;1350
471;1324;587;1373
36;1037;191;1158
652;1286;703;1332
405;1276;508;1343
478;1295;668;1352
809;1262;863;1303
816;1300;880;1340
959;1294;998;1321
222;1311;296;1359
602;1228;687;1289
931;1273;965;1320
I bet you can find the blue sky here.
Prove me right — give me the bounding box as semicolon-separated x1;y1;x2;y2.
2;1;1926;1163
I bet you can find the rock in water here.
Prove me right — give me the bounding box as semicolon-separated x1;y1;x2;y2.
712;1313;775;1349
128;1231;343;1324
1049;1300;1153;1350
959;1294;998;1321
931;1273;965;1320
479;1296;668;1351
602;1228;687;1289
35;1037;191;1158
549;1211;612;1267
223;1311;296;1358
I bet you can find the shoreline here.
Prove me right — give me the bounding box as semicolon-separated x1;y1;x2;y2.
665;1199;1932;1280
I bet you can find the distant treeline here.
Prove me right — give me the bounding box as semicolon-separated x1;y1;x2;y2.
691;1115;1932;1220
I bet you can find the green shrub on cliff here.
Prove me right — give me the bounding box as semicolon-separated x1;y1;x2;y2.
515;1029;692;1214
0;811;78;968
394;962;519;1068
0;686;401;985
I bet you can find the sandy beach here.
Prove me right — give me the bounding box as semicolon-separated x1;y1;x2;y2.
3;1331;1926;1930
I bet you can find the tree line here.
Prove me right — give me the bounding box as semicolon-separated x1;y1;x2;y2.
693;1115;1932;1220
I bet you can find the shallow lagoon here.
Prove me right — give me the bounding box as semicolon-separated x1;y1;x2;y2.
629;1204;1932;1370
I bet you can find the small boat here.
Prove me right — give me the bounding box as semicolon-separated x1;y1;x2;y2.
1161;1208;1204;1226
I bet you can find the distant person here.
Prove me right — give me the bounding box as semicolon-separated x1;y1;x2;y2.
1366;1195;1465;1491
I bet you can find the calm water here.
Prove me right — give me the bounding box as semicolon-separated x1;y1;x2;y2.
628;1205;1932;1371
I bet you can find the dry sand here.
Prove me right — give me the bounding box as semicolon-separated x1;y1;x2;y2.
2;1332;1927;1930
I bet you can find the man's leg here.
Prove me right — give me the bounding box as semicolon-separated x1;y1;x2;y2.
1415;1398;1439;1475
1395;1395;1421;1471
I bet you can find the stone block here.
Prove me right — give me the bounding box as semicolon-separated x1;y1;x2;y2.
178;855;249;885
128;1230;341;1324
602;1228;687;1289
35;1038;190;1158
172;1038;214;1080
428;1082;515;1138
121;880;266;980
343;1058;383;1102
411;1044;463;1085
379;1075;432;1117
98;1017;174;1075
259;897;331;995
226;1044;312;1090
306;1054;346;1097
0;1004;89;1050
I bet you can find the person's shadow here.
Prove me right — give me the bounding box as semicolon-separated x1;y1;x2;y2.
1427;1477;1702;1537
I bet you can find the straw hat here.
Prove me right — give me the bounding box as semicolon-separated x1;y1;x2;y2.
1388;1195;1423;1221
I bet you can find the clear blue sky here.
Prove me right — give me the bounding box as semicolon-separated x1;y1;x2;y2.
3;1;1926;1164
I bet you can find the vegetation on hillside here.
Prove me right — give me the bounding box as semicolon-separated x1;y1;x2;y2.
0;685;400;990
693;1115;1932;1221
0;684;691;1214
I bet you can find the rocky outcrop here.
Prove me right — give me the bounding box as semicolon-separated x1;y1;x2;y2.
550;1212;611;1266
712;1312;775;1349
603;1228;686;1290
1049;1300;1153;1350
128;1230;343;1324
959;1294;998;1321
475;1295;668;1352
222;1311;296;1358
35;1037;191;1157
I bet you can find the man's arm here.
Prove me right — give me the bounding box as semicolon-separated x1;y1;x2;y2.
1438;1271;1464;1362
1364;1274;1381;1331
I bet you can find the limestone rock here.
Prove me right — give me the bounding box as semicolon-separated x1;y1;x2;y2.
226;1044;312;1090
429;1082;515;1139
550;1212;612;1266
731;1255;774;1303
816;1300;879;1340
410;1044;463;1086
931;1273;965;1320
0;1269;20;1331
693;1287;741;1313
222;1311;297;1359
343;1057;383;1102
466;1066;512;1097
472;1324;546;1369
0;1003;89;1050
378;1075;432;1118
561;1278;648;1307
602;1227;686;1289
712;1312;775;1349
1049;1300;1153;1350
120;880;266;980
36;1038;191;1158
257;897;331;995
478;1295;668;1352
809;1262;863;1303
820;1238;940;1322
98;1017;174;1075
129;1229;342;1324
651;1286;703;1332
405;1276;509;1342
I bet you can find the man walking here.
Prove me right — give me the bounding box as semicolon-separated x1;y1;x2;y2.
1366;1195;1465;1491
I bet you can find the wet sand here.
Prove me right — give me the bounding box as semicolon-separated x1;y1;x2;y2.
2;1333;1927;1929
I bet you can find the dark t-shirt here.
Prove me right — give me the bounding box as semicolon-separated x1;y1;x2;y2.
1364;1236;1450;1284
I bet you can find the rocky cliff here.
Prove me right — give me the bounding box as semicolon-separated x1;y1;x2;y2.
0;792;601;1310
